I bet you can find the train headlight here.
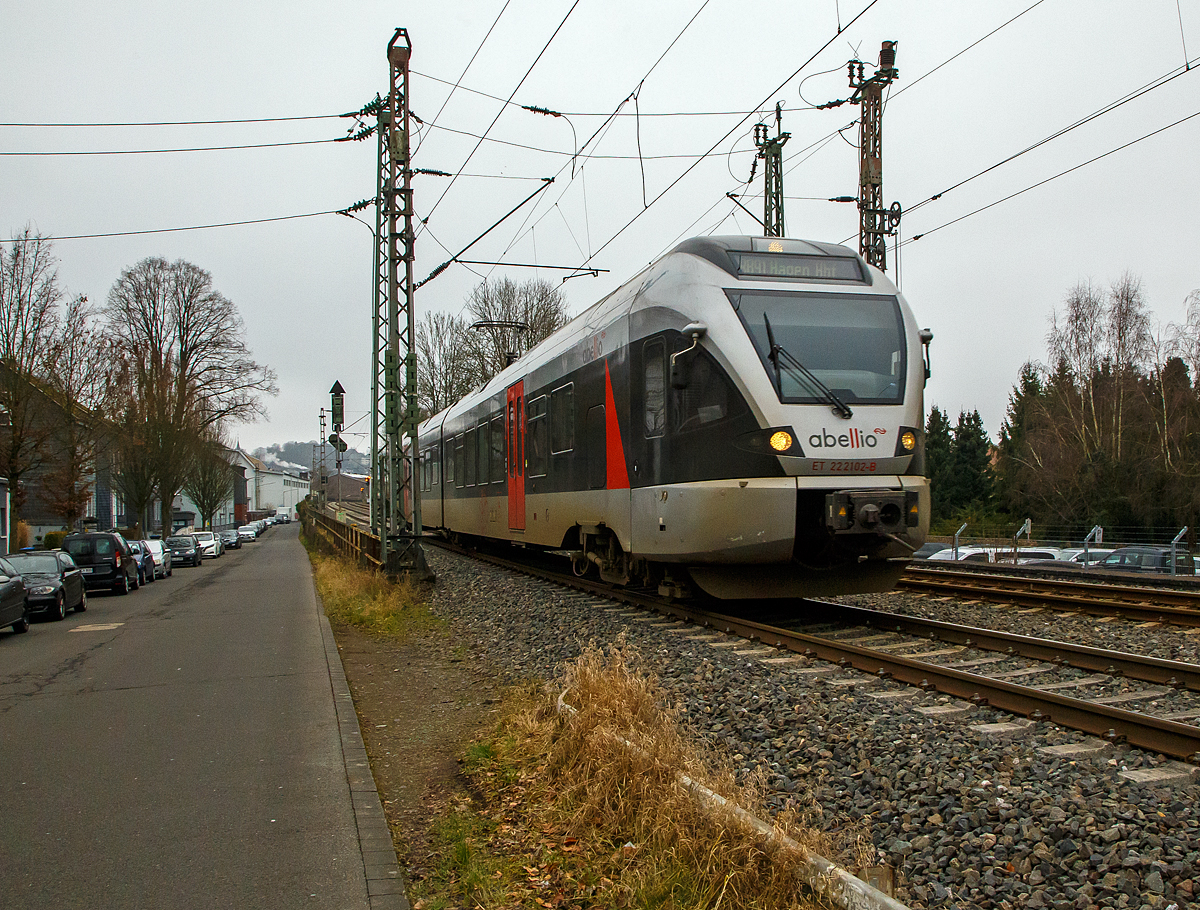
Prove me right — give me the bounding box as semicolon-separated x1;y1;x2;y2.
900;431;916;451
733;427;805;457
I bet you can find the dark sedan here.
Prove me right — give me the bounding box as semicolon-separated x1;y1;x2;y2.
166;535;201;567
219;529;242;550
0;556;29;634
5;552;87;621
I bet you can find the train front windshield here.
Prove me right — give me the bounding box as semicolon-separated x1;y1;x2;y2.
729;290;907;405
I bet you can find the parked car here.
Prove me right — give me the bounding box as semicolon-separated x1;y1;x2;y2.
237;525;258;542
166;535;201;567
192;531;220;559
127;540;155;586
0;556;30;633
912;542;949;559
5;551;86;620
927;546;996;562
219;529;241;550
143;539;172;578
1057;547;1115;565
1094;546;1195;575
62;531;140;594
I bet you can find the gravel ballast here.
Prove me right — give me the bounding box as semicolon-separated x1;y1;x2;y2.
426;548;1200;909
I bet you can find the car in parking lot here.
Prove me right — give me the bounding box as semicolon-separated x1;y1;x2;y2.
1094;546;1194;575
166;535;201;567
237;525;257;542
62;531;140;594
143;539;172;578
5;551;87;620
0;556;30;634
219;529;241;550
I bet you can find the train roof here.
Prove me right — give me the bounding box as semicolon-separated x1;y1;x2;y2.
418;234;888;434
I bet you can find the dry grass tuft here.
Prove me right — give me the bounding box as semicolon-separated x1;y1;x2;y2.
307;549;435;639
460;640;844;909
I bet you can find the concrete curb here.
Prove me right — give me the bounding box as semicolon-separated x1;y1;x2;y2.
316;603;411;910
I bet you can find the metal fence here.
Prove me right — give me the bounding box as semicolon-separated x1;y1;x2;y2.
302;506;381;568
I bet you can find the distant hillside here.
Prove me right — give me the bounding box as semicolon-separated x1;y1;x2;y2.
252;441;371;476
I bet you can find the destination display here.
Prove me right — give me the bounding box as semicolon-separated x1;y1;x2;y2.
732;252;864;282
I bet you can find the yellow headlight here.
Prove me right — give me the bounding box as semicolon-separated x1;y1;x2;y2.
901;431;916;451
769;431;793;452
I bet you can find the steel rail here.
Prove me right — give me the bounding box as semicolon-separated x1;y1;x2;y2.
434;540;1200;760
810;602;1200;692
900;565;1200;627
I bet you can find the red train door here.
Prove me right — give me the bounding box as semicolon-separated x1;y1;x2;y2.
507;381;525;530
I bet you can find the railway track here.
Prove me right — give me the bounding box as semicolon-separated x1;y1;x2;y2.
900;564;1200;625
308;506;1200;760
437;539;1200;761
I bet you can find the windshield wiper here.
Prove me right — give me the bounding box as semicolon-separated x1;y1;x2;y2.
762;313;853;419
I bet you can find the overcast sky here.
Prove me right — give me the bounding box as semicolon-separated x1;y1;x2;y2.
4;1;1198;458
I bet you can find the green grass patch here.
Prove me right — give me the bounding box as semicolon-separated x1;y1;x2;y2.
304;546;442;641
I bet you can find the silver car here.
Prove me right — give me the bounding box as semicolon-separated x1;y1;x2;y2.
143;539;172;578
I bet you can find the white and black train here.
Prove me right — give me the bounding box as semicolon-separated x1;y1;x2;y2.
415;235;932;599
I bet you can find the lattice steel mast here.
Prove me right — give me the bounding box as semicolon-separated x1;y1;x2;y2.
371;28;431;579
754;103;790;237
850;41;900;270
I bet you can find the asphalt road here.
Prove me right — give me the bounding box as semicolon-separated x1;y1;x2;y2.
0;524;376;909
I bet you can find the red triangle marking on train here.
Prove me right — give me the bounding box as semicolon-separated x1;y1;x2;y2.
604;361;630;490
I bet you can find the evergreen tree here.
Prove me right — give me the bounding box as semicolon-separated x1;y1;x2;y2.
995;361;1045;514
925;406;954;521
945;410;993;512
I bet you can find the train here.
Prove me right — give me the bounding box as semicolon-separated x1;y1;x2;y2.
414;234;931;599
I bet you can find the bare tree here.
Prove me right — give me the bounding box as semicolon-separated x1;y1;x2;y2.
0;229;66;524
103;258;277;535
41;295;113;529
463;277;570;385
182;430;236;530
415;310;475;418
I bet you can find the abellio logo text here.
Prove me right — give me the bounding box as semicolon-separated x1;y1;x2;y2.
808;428;885;449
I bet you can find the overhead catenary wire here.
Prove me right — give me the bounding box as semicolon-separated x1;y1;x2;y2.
903;107;1200;247
5;208;342;241
0;137;341;156
904;52;1200;217
420;0;584;230
412;0;515;157
571;0;882;274
0;113;344;127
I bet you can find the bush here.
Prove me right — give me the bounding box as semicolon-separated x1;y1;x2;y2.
43;530;67;550
14;521;30;550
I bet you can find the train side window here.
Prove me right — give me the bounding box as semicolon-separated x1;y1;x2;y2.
550;383;574;453
453;435;463;488
465;427;476;486
643;339;665;438
477;421;489;484
671;349;743;433
490;415;504;483
527;396;548;477
433;447;440;487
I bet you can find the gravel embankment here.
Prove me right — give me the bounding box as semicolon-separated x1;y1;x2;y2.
427;548;1200;910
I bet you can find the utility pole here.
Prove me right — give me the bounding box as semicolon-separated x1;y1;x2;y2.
754;103;790;237
850;40;900;270
372;27;431;580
